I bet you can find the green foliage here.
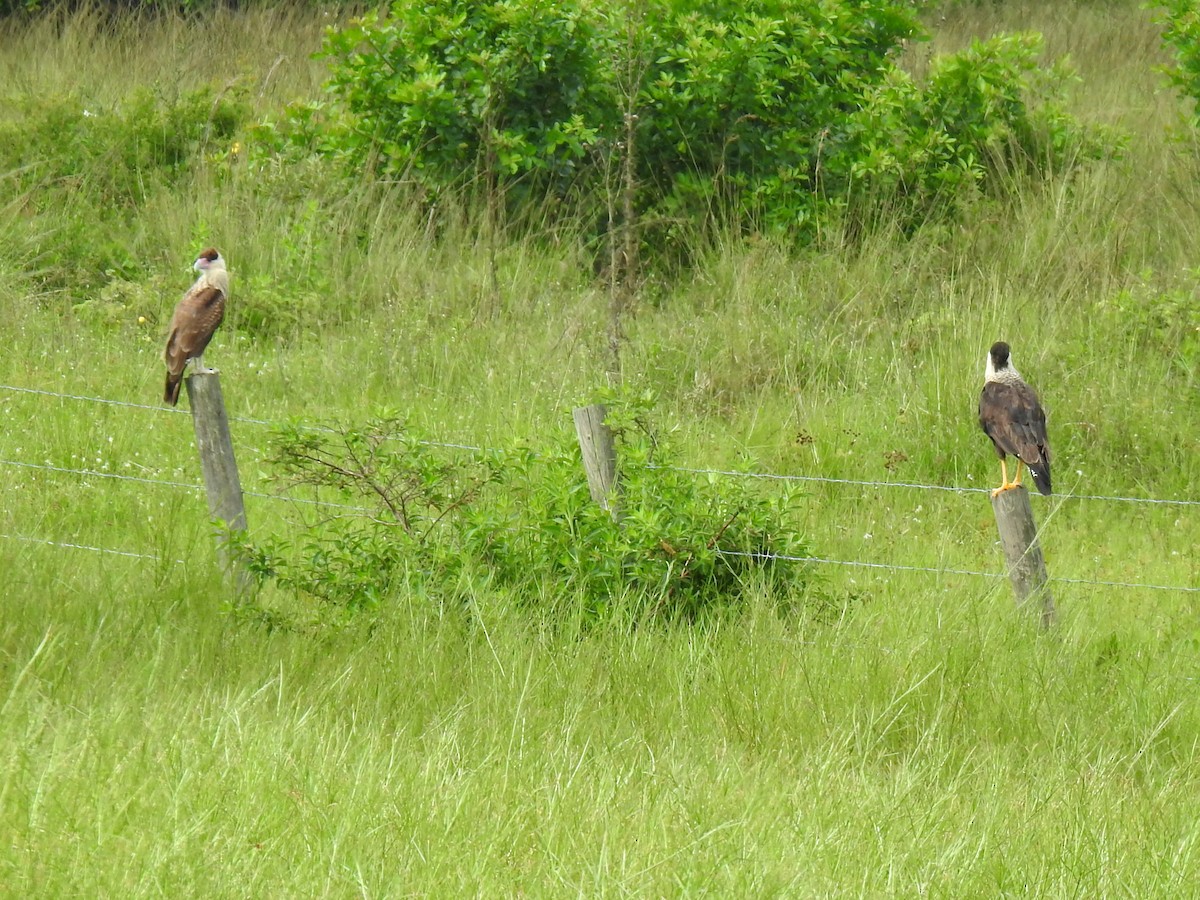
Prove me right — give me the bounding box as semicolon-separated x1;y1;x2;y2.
242;420;507;610
7;6;1200;891
633;0;922;238
0;0;361;15
829;33;1112;232
243;100;351;164
320;0;612;197
231;199;331;337
921;33;1098;170
1098;269;1200;382
0;87;244;208
0;86;249;291
459;397;812;622
1160;0;1200;127
312;0;1109;257
70;270;172;330
244;400;812;624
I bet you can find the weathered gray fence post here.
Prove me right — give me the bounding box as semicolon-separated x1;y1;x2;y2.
184;371;250;595
990;485;1055;628
572;404;623;523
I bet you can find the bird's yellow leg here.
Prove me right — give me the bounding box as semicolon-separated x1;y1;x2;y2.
992;459;1012;498
1012;459;1024;487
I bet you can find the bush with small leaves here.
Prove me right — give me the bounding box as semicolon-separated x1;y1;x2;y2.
320;0;612;206
242;397;815;626
0;86;249;292
825;32;1115;235
1160;0;1200;128
311;0;1112;261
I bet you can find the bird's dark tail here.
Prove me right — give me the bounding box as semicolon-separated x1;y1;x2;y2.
165;372;182;406
1030;463;1051;496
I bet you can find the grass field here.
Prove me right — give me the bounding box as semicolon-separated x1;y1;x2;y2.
2;1;1199;895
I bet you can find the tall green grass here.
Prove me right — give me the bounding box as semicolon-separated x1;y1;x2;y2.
2;1;1200;894
4;579;1200;894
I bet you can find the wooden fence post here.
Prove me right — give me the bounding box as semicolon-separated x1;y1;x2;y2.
990;485;1055;628
184;372;250;595
573;404;623;523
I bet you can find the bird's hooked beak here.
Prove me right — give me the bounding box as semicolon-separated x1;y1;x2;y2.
193;257;209;272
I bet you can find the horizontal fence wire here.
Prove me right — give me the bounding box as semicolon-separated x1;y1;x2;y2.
1;457;203;491
4;382;1197;509
0;458;373;513
0;384;485;452
0;384;190;416
716;550;1200;594
0;531;183;564
717;549;1006;580
1;382;1197;594
5;530;1193;596
652;465;1200;508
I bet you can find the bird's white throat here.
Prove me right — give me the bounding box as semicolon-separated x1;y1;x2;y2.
984;352;1023;385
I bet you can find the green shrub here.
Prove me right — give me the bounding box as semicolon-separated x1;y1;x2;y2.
633;0;922;239
1160;0;1200;127
320;0;612;201
826;32;1112;234
242;398;813;625
0;87;245;208
0;86;249;291
312;0;1109;259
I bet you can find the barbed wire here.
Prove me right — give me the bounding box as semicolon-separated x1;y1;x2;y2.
653;464;1200;508
0;384;190;416
716;550;1199;594
652;464;990;495
1051;574;1199;593
4;381;1196;509
3;531;1195;683
3;530;1192;595
0;457;203;491
0;383;486;452
0;531;182;564
716;549;1004;579
2;458;1198;582
0;457;373;513
4;415;1195;592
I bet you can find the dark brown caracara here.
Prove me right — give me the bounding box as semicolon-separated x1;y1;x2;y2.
163;248;229;406
978;341;1051;497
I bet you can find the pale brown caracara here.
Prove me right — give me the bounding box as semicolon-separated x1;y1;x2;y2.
163;248;228;406
978;341;1052;497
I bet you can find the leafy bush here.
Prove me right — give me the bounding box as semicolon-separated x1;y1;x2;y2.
0;87;245;208
0;86;249;291
0;0;361;15
242;400;813;625
311;0;1108;255
1160;0;1200;127
827;33;1112;234
320;0;612;200
632;0;921;238
242;421;507;610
